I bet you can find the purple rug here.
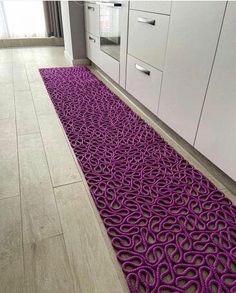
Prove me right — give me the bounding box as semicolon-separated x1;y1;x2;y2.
40;66;236;292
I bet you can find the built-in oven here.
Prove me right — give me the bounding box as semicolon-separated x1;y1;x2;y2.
96;1;122;61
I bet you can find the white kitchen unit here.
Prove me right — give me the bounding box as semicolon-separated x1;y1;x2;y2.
128;10;170;71
82;1;235;182
85;33;100;66
130;1;171;15
158;1;226;144
195;2;236;181
85;2;100;37
126;55;162;114
84;2;120;83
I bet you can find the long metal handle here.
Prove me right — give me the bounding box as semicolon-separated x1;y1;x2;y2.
135;64;151;76
138;17;155;26
87;6;95;11
96;2;122;7
89;36;96;42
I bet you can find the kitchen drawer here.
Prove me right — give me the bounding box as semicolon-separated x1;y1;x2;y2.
86;33;100;65
126;55;162;114
84;2;99;37
99;50;120;84
128;10;169;71
130;1;171;15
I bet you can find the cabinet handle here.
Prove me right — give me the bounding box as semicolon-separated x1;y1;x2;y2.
96;2;122;7
137;17;155;26
87;6;95;11
135;64;150;76
89;36;96;42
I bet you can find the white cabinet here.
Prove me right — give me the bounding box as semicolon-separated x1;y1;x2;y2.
126;55;162;114
158;1;226;144
195;2;236;181
84;3;99;37
85;33;100;65
130;1;171;15
128;10;170;71
99;51;120;84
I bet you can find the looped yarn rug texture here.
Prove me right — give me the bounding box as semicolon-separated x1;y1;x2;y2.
39;66;236;293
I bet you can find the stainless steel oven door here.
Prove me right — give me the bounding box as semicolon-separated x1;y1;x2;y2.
97;2;122;61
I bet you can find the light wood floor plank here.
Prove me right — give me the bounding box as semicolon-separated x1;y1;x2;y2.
38;114;81;187
55;182;127;293
0;118;19;199
13;68;30;91
0;83;15;120
30;81;57;116
15;90;39;135
0;196;24;293
18;133;61;244
0;63;13;84
24;235;75;293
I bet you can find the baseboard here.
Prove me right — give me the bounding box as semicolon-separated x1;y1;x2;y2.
0;37;64;48
64;50;90;66
72;58;91;66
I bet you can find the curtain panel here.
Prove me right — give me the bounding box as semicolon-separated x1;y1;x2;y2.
43;1;63;38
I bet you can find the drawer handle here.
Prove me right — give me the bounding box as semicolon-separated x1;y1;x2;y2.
89;36;96;42
87;6;95;11
135;64;150;76
137;17;155;26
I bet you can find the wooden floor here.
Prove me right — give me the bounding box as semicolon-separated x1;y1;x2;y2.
0;47;128;293
0;47;235;293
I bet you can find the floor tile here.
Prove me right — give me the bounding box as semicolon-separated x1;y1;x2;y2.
0;196;24;293
30;81;57;116
0;63;13;84
0;118;19;199
55;182;128;293
13;68;30;91
18;133;61;244
0;83;15;120
24;235;75;293
38;114;81;187
15;90;39;135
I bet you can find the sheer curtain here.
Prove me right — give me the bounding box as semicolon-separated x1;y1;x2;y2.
0;1;46;38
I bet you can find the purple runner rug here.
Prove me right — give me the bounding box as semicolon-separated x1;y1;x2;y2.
40;66;236;293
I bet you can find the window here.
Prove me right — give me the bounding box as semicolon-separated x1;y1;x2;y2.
0;1;46;38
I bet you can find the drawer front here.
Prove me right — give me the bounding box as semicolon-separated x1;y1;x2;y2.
86;33;100;64
85;3;99;37
128;10;169;71
126;55;162;114
99;50;120;84
130;1;171;15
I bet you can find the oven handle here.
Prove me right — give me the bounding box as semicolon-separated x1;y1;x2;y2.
96;2;122;7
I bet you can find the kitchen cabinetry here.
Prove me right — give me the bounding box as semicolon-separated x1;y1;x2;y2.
85;3;100;37
85;33;100;65
84;1;120;84
195;2;236;181
126;55;162;114
128;10;169;71
83;1;235;181
130;1;171;15
158;1;226;144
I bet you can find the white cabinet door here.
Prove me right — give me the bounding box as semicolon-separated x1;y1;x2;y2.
128;10;170;71
158;2;226;144
99;50;120;84
130;1;171;15
85;33;100;65
126;55;162;114
84;3;100;37
195;2;236;181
